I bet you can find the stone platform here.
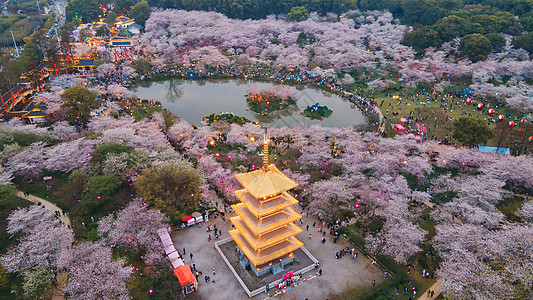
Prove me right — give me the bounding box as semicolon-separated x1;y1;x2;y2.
215;237;318;297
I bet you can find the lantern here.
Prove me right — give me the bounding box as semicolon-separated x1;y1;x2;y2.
529;136;533;142
477;103;484;109
498;115;504;121
466;98;472;104
488;108;495;115
509;121;515;127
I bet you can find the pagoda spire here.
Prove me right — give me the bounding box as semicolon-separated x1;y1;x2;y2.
263;127;269;168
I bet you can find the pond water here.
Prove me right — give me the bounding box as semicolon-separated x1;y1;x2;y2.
130;79;366;128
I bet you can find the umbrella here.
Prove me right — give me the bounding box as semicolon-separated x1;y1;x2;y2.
191;212;202;218
181;215;192;222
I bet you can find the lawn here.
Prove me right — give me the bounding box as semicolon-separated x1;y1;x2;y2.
369;80;523;146
497;195;527;223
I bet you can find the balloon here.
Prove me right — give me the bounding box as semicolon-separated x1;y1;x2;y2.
477;103;484;109
466;98;472;104
509;121;515;127
488;108;495;115
529;136;533;142
498;115;504;121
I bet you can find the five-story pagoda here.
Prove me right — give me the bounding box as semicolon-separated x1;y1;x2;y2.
229;135;303;276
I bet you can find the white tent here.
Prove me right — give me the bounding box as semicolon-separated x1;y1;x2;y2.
164;244;177;255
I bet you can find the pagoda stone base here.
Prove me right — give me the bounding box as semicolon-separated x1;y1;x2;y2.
237;249;294;277
216;238;318;297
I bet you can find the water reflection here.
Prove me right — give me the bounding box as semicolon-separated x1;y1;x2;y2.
130;79;366;128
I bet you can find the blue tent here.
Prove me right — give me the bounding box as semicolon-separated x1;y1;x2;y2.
478;146;510;154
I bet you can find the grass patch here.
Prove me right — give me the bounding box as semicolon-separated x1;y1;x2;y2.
496;196;526;223
372;80;522;146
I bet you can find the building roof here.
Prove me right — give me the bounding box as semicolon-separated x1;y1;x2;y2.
37;61;48;72
74;59;95;67
22;109;48;118
234;164;298;199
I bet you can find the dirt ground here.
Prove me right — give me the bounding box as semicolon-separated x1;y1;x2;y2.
171;209;383;300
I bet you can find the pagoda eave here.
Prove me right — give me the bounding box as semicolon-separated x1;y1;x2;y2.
230;230;303;266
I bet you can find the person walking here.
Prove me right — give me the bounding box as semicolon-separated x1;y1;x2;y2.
306;224;309;231
190;253;193;260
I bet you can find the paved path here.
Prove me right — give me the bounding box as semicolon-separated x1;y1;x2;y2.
17;191;71;226
418;279;442;300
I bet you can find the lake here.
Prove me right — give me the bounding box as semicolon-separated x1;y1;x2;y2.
131;78;366;128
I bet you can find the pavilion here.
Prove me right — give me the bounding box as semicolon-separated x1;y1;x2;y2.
229;136;303;276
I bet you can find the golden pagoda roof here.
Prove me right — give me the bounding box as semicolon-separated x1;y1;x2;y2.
231;218;302;250
232;204;301;235
230;230;303;266
234;164;298;199
235;189;298;218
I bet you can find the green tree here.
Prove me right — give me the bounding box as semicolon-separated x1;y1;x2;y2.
60;86;100;126
135;162;203;222
90;143;134;165
433;15;470;41
484;33;506;51
131;58;152;73
512;32;533;55
81;174;122;213
401;27;442;50
18;42;43;71
22;268;54;300
452;117;493;147
65;0;101;23
286;6;309;22
95;26;110;37
105;11;116;26
459;33;493;62
129;0;151;26
0;185;17;209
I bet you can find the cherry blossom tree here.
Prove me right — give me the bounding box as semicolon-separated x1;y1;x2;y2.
0;167;13;186
7;142;45;179
98;198;169;265
59;242;132;300
52;121;79;140
433;223;533;299
106;84;135;99
304;176;358;217
44;139;97;173
518;200;533;222
379;217;426;263
1;206;72;274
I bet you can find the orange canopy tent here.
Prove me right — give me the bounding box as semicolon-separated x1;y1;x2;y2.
174;265;197;294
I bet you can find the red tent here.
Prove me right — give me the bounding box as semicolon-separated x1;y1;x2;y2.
174;265;197;294
181;215;192;222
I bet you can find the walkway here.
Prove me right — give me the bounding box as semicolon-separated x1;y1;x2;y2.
419;279;442;300
17;191;71;226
